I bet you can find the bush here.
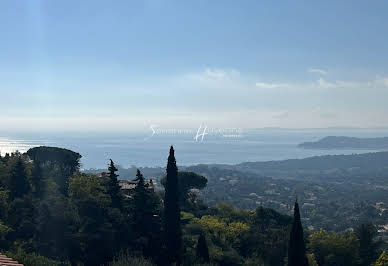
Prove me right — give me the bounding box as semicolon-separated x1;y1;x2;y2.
108;250;154;266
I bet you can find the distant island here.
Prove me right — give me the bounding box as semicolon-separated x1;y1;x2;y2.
298;136;388;149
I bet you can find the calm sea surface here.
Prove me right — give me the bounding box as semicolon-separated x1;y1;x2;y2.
1;128;388;169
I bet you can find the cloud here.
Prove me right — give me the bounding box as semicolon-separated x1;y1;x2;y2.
255;81;290;89
308;68;327;75
184;68;240;82
317;78;359;89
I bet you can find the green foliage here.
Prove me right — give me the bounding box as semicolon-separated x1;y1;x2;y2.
194;215;249;246
26;146;81;173
9;156;30;200
355;223;382;266
26;146;81;195
108;250;155;266
374;251;388;266
243;257;265;266
68;173;124;265
161;171;207;209
31;161;45;197
185;156;388;233
307;253;319;266
131;169;162;259
288;201;308;266
107;159;123;209
196;232;210;263
1;146;385;266
308;229;361;266
164;146;182;264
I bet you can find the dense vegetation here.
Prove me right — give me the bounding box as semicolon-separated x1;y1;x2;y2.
85;152;388;234
0;146;386;265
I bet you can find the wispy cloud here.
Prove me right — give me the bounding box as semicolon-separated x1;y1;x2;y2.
184;68;240;82
308;68;327;75
255;81;290;89
317;78;359;89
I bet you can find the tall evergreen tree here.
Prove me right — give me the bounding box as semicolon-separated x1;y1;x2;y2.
132;169;161;259
163;146;181;265
196;232;210;263
355;223;382;266
288;200;308;266
107;159;122;210
9;157;30;200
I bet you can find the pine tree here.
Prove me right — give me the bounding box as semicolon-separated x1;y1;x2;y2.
196;232;210;263
163;146;181;265
132;169;161;259
107;159;122;210
9;157;30;200
288;200;308;266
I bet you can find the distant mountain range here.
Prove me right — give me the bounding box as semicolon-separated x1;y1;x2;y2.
298;136;388;149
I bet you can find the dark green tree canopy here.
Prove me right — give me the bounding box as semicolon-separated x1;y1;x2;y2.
27;146;81;172
355;223;382;266
288;200;308;266
196;232;210;263
164;146;182;265
26;146;81;194
106;159;122;210
161;171;207;205
9;157;30;200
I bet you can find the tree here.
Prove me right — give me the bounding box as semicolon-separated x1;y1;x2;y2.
374;251;388;266
31;160;45;198
288;200;308;266
9;157;30;200
355;223;382;266
196;232;210;263
163;146;181;265
26;146;81;195
132;169;161;259
68;173;117;265
161;171;207;208
308;229;361;266
107;159;122;210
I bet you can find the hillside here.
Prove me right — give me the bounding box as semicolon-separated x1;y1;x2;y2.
212;151;388;183
298;136;388;149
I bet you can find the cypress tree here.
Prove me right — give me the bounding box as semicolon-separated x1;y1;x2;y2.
163;146;181;265
288;200;308;266
9;157;30;200
107;159;122;210
356;223;381;266
196;232;210;263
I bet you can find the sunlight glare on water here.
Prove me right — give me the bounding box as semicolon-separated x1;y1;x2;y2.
0;138;37;155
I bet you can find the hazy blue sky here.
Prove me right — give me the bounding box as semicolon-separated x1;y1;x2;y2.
1;0;388;131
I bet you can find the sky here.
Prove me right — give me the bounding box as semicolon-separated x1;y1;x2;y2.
1;0;388;132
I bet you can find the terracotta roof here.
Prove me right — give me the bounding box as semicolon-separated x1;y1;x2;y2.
0;253;23;266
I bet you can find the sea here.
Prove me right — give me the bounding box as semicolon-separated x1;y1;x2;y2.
1;128;388;170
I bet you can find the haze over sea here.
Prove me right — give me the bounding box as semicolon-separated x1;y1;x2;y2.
1;128;388;170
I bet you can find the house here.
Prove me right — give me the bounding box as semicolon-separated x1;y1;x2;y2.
119;179;155;197
97;172;156;197
0;253;23;265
